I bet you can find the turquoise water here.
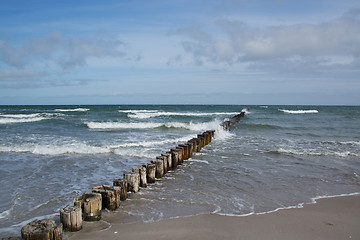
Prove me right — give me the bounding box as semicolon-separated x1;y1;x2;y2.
0;105;359;237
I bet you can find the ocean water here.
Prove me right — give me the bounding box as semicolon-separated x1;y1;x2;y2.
0;105;359;237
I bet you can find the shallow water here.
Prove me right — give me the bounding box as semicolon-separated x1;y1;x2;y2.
1;105;359;237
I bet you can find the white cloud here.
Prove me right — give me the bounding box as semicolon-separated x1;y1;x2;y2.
0;31;126;70
173;8;360;74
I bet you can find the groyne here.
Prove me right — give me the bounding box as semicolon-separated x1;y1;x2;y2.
9;110;246;240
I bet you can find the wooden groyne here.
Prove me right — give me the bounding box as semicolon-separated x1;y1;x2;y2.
14;111;246;240
221;109;247;131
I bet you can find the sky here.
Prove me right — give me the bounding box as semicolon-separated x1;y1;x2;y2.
0;0;359;105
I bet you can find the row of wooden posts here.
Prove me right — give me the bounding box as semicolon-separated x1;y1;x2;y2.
19;130;215;240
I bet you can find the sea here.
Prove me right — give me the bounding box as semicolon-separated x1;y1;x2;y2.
0;105;359;237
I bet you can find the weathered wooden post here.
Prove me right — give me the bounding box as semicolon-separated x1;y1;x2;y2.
60;206;82;232
132;166;147;188
176;146;183;164
21;219;62;240
92;185;121;211
132;166;142;189
203;132;210;145
140;166;147;188
156;156;167;174
151;159;164;178
124;172;140;193
170;149;179;169
197;134;204;149
179;144;189;160
162;152;172;170
113;179;127;201
144;163;156;183
187;142;193;158
73;193;102;221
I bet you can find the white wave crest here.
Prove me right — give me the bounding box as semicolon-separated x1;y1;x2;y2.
272;148;359;157
86;122;163;129
0;113;62;124
120;110;240;119
85;120;224;131
0;142;110;155
54;108;90;112
279;109;319;114
113;135;196;148
0;117;47;124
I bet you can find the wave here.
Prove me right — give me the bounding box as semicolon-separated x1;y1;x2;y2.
54;108;90;112
322;140;360;146
270;147;359;157
279;109;319;114
85;120;223;132
119;109;240;119
112;135;196;148
0;135;196;156
0;113;62;124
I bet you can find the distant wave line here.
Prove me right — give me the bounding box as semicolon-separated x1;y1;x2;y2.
278;109;319;114
119;110;240;119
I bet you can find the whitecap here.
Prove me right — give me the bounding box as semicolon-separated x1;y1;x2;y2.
122;110;240;119
54;108;89;112
279;109;318;114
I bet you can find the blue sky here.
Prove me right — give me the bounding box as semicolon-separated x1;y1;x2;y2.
1;0;359;105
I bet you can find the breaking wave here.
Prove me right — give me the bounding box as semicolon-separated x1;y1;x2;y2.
279;109;319;114
0;135;197;156
54;108;90;112
119;109;240;119
0;113;61;124
85;120;223;132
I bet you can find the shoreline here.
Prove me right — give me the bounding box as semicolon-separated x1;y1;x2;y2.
66;193;360;240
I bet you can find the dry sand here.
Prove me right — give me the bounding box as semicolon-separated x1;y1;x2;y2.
66;194;360;240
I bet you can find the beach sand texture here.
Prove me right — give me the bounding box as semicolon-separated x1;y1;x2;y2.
67;194;360;240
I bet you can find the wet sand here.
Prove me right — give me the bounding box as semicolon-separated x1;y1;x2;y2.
66;194;360;240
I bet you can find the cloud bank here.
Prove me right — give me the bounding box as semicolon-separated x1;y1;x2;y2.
174;9;360;74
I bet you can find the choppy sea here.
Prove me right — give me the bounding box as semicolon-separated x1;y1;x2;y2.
0;105;359;237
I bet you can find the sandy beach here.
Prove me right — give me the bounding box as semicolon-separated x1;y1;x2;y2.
66;194;360;240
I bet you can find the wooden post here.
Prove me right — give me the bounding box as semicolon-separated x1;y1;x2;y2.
113;179;127;201
124;172;140;193
144;163;156;183
197;134;204;149
92;185;121;211
132;166;147;188
170;149;178;169
21;219;62;240
179;144;188;160
82;193;102;221
203;132;210;145
60;206;82;232
187;142;193;158
156;156;167;174
162;152;172;170
151;159;164;178
132;166;142;189
176;146;184;164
